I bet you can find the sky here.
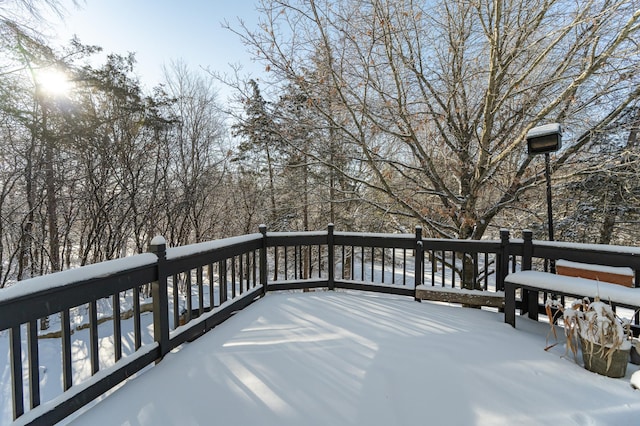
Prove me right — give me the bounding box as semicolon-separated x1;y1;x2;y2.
7;291;638;426
47;0;266;92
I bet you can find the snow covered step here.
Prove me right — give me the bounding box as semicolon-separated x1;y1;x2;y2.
416;285;505;308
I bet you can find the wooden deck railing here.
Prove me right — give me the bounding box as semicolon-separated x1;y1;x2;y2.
2;225;639;424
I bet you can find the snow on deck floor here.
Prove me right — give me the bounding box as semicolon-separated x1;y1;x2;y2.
67;291;640;425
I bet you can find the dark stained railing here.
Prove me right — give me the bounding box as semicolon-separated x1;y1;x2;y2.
2;226;639;424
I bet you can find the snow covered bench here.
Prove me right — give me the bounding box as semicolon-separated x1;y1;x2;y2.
504;270;640;328
416;286;504;309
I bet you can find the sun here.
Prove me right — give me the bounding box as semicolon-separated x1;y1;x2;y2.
36;68;73;96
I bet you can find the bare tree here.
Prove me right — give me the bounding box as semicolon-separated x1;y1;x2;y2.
161;61;229;244
237;0;640;243
555;107;640;245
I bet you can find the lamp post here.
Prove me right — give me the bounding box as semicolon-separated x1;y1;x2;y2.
526;123;562;272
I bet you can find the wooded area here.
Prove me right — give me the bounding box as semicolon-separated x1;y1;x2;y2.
1;0;639;288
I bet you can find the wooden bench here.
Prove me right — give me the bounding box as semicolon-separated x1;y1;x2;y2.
416;285;505;309
504;270;640;328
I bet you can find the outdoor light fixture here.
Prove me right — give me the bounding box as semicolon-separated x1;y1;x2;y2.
526;123;562;273
526;123;562;154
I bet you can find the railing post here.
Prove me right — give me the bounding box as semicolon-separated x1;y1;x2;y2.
414;226;423;301
496;229;510;292
259;224;268;296
328;223;335;290
522;230;533;271
521;230;538;319
149;236;170;360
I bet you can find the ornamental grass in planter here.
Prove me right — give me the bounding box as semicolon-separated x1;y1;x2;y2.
546;296;633;378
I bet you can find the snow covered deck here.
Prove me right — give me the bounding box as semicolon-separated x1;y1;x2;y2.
65;291;640;425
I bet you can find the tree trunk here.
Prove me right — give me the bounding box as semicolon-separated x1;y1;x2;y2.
18;148;35;281
44;113;60;273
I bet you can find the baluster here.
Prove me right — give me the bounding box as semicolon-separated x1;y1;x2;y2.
172;275;179;329
238;255;242;293
220;260;227;304
197;266;204;315
327;223;335;290
371;246;375;282
10;325;23;420
208;264;215;309
231;258;237;298
402;249;407;286
392;248;396;284
441;250;445;287
27;320;40;409
284;246;289;280
133;286;141;350
484;253;489;290
186;271;193;322
113;292;122;361
61;308;73;390
382;247;385;283
89;300;99;375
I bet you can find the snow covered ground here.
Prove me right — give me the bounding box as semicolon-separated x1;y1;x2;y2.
58;291;640;426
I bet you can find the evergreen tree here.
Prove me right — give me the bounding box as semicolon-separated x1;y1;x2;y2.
232;79;283;228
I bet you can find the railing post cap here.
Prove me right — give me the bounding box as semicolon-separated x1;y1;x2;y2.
150;235;166;246
523;229;533;238
259;224;267;234
149;236;167;259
